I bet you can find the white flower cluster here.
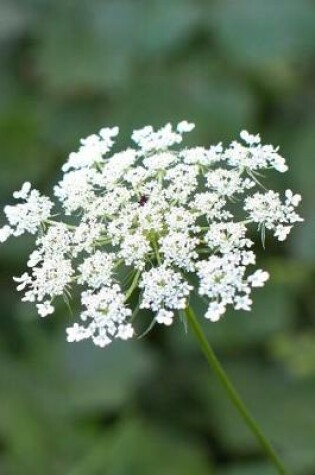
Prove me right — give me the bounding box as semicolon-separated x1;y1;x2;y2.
0;123;303;347
139;265;192;326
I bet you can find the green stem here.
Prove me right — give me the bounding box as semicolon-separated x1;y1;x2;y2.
185;306;288;475
152;236;162;265
124;270;141;303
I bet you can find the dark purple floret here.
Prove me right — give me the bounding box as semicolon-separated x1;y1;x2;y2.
139;195;148;206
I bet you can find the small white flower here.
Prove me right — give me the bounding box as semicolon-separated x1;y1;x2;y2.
37;301;55;317
99;126;119;140
160;231;199;271
66;323;91;343
244;190;303;241
234;295;252;311
75;285;133;348
54;169;96;214
140;265;192;313
206;169;253;196
248;270;269;287
117;323;134;340
4;187;53;236
62;127;119;172
165;207;197;232
156;309;174;326
181;144;222;166
78;251;115;289
274;225;292;241
205;222;252;253
165;163;198;202
132;123;183;153
205;302;226;322
285;189;302;207
226;135;288;173
27;250;42;268
13;272;32;291
13;182;32;200
118;231;151;270
197;253;247;306
240;130;261;145
177;120;195;133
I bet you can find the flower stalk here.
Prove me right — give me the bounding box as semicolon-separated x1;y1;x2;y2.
185;306;288;475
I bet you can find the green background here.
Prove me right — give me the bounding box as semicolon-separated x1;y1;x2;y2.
0;1;314;474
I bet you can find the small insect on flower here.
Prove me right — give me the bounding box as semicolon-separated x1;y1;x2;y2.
138;195;148;206
0;122;303;348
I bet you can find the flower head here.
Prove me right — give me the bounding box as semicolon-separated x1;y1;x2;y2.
0;123;303;347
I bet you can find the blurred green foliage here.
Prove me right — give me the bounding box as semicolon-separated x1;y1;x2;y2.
0;0;314;473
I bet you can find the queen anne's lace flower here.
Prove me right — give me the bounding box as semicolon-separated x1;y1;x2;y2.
0;122;303;347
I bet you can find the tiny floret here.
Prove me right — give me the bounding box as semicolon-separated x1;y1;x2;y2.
0;122;302;347
0;225;12;243
177;121;195;133
240;130;261;145
37;301;55;318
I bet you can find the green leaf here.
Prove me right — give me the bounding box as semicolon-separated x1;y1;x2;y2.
69;418;212;475
0;332;155;421
292;209;315;261
217;461;274;475
37;97;113;150
35;0;201;95
287;120;315;261
167;281;294;353
0;351;98;475
108;59;256;143
200;359;315;474
34;2;131;95
204;283;294;350
91;0;201;56
0;97;56;199
0;1;34;42
208;0;315;69
289;120;315;200
270;332;315;378
0;335;155;473
61;339;155;413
